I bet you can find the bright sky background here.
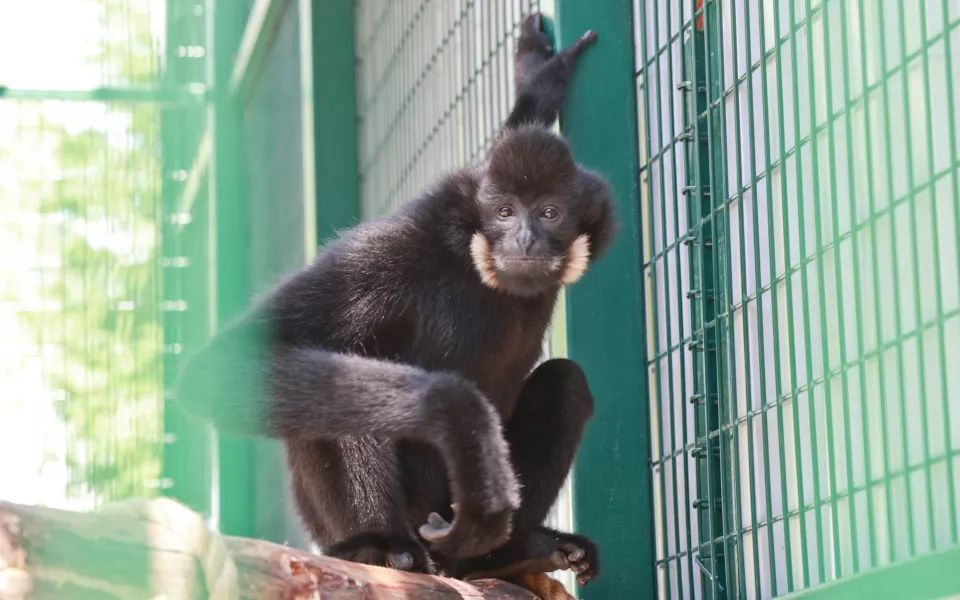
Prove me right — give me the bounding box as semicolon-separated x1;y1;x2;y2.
0;0;166;509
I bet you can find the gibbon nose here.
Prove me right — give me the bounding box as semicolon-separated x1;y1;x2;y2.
517;230;537;254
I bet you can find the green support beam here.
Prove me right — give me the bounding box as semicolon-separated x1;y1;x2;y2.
162;0;215;524
554;1;655;598
211;0;255;539
779;546;960;600
230;0;293;102
303;0;360;248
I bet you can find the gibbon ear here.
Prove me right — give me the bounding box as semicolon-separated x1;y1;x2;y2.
576;167;618;262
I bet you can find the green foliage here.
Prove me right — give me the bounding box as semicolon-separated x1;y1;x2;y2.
4;0;167;505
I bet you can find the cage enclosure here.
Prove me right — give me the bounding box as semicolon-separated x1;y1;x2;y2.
1;1;958;599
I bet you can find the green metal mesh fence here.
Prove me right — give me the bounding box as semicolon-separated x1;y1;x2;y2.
637;0;960;598
354;0;543;218
6;1;959;597
0;0;185;509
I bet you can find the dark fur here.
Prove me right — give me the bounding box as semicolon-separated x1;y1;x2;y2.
174;13;615;584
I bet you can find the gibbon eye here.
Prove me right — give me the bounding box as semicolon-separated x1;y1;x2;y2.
497;206;515;218
540;206;560;220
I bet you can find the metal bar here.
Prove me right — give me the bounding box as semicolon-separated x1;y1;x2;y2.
726;0;763;593
819;0;856;578
229;0;293;102
911;0;950;550
875;0;917;560
721;0;750;594
894;0;939;551
557;0;654;597
702;1;740;595
754;1;788;592
642;157;960;295
0;86;208;104
777;546;960;600
642;1;673;596
162;0;214;521
666;0;699;593
838;0;878;572
772;1;810;590
211;0;254;539
175;130;213;225
937;0;960;548
683;21;712;599
853;0;898;570
668;0;696;594
698;3;728;597
799;0;828;583
305;0;359;247
652;448;960;571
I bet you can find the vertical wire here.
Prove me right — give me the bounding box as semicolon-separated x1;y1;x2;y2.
819;0;858;576
799;0;829;583
151;98;163;499
725;0;759;593
105;96;114;501
414;0;424;200
390;0;402;210
690;3;719;597
684;6;707;597
773;3;810;589
646;2;675;596
894;0;937;552
674;2;699;595
457;0;468;168
702;1;724;596
481;0;492;149
713;1;749;596
874;0;916;561
467;0;478;161
837;0;877;572
125;0;139;498
738;0;772;591
802;0;843;580
855;0;896;567
495;0;505;133
31;101;49;496
755;2;791;591
411;2;421;196
786;0;824;585
917;0;959;549
938;0;960;547
877;0;917;560
699;2;729;596
57;101;71;507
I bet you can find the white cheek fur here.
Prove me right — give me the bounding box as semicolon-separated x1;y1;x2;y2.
559;234;591;285
470;233;500;289
470;232;592;289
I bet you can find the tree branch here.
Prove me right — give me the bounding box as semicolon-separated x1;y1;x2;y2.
0;498;561;600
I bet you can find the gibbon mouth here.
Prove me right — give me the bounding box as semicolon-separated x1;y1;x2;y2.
501;256;552;263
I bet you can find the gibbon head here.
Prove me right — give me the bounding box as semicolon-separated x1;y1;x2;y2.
470;125;616;297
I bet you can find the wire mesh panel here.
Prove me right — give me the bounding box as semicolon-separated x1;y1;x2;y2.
354;0;540;218
0;0;198;509
637;1;960;598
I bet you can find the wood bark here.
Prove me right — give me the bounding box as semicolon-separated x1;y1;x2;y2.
0;498;567;600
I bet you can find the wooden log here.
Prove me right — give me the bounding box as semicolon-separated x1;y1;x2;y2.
0;498;564;600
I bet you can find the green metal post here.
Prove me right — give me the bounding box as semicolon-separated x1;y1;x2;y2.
304;0;360;246
162;0;214;519
211;0;255;538
554;1;654;597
